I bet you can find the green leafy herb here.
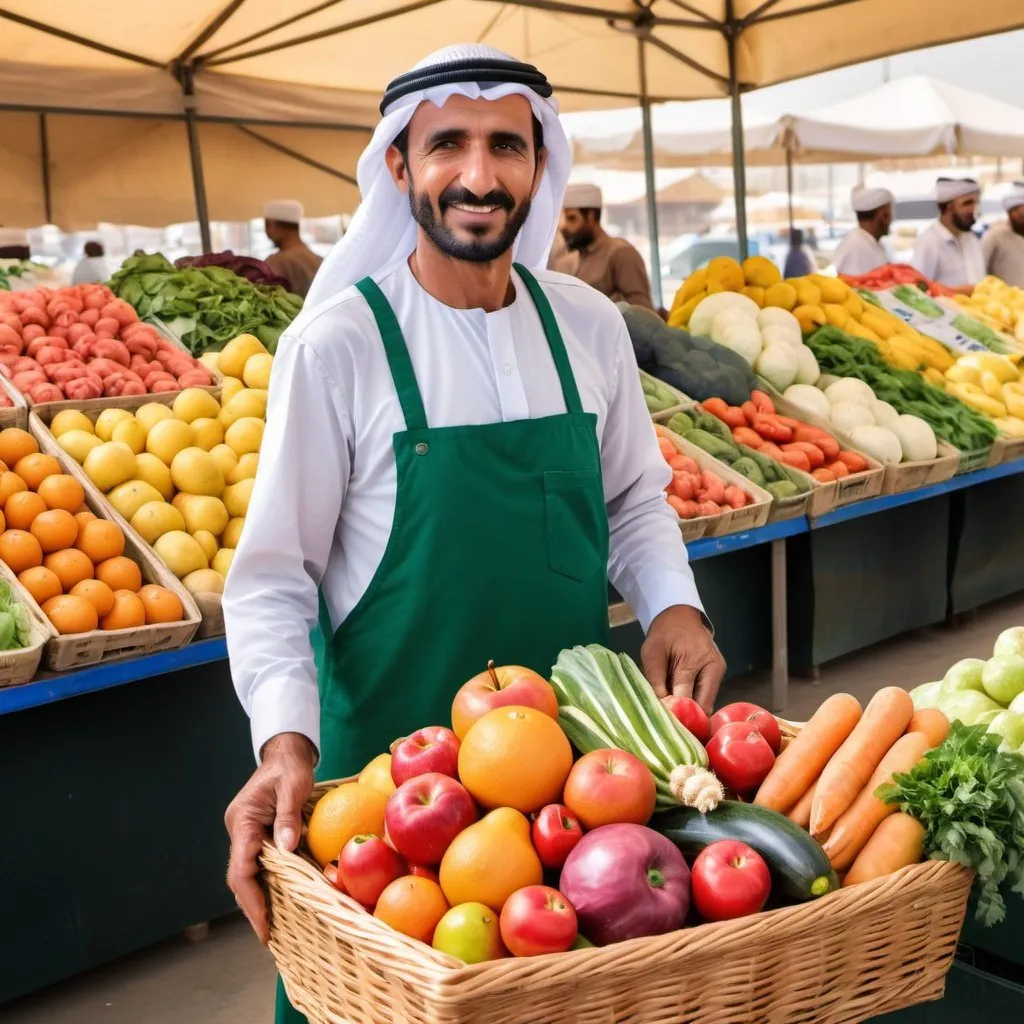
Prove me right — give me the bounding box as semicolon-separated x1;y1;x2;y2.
876;722;1024;926
0;580;30;650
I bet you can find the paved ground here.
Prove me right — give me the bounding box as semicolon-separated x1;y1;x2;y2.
7;592;1024;1023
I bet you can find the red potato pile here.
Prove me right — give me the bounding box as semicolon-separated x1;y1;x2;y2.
655;424;753;520
0;285;213;404
702;391;869;485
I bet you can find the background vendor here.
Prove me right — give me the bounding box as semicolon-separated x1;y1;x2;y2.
912;178;985;292
833;186;893;276
263;199;322;298
983;182;1024;288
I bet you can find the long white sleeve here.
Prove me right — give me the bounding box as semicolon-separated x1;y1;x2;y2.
912;230;940;282
223;337;350;760
602;316;704;631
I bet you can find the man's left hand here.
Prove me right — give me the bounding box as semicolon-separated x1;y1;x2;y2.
641;605;725;713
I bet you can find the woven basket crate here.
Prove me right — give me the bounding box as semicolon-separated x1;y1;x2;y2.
263;777;972;1024
0;560;54;687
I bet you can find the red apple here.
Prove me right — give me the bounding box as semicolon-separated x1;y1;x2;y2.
562;749;657;830
451;660;558;739
391;726;461;785
323;861;346;894
690;841;771;922
662;695;711;743
339;834;407;907
385;772;477;865
705;722;775;795
531;804;584;870
709;702;782;753
500;885;577;956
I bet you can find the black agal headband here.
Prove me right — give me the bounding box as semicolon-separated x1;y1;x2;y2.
380;58;552;115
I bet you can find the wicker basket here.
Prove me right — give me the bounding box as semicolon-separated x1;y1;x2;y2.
262;778;972;1024
0;561;54;687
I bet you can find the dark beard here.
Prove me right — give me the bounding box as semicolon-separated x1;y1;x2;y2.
563;228;595;252
953;213;976;232
410;182;531;263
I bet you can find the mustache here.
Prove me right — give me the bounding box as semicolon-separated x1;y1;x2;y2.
438;186;515;213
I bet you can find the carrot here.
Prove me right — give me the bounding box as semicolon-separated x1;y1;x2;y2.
906;708;950;747
820;731;931;870
759;442;785;461
810;686;914;837
702;397;730;420
815;435;841;460
722;406;747;429
842;813;925;887
787;441;825;468
792;424;832;445
741;400;759;425
779;449;811;472
826;460;850;478
733;426;763;449
836;450;868;473
812;468;837;483
754;693;862;813
776;416;802;430
750;390;775;414
786;779;817;828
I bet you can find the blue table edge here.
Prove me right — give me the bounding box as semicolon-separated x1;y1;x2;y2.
3;458;1022;717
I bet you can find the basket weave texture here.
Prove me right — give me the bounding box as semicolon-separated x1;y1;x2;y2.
263;776;973;1024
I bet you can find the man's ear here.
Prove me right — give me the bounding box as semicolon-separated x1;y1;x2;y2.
386;145;409;194
530;147;549;201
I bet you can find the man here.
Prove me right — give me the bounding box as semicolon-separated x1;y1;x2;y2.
555;182;656;309
833;186;893;276
912;177;985;291
783;228;816;278
263;199;322;297
982;182;1024;287
71;240;110;285
224;44;723;1024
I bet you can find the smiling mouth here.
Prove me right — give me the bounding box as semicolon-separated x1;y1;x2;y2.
449;202;502;215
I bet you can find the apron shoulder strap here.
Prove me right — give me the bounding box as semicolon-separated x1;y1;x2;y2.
355;276;428;431
514;265;584;416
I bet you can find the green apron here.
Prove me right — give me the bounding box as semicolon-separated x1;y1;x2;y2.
277;265;610;1023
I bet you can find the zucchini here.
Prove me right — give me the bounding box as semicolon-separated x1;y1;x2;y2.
652;800;838;901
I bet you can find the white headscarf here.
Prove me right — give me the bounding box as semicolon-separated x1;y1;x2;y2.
304;43;571;308
1003;182;1024;212
935;177;980;204
850;186;893;214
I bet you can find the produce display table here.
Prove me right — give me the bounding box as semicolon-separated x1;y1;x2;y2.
2;461;1023;1007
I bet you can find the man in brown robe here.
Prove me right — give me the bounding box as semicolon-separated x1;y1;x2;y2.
263;199;323;298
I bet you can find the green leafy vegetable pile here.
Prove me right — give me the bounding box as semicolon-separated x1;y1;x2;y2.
877;722;1024;926
806;325;998;452
108;253;303;355
0;580;33;650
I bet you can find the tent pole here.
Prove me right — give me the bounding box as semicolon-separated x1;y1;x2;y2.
180;67;212;253
786;145;794;237
638;39;663;309
725;6;748;258
38;114;53;225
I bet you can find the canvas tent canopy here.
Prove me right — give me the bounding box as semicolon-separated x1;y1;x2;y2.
2;1;1023;261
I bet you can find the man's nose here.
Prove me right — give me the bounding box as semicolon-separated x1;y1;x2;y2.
458;142;500;199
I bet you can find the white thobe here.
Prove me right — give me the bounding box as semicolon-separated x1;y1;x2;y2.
982;222;1024;288
912;221;986;288
832;228;888;277
223;261;705;759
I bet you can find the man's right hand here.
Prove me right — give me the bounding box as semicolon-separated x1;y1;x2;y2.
225;732;315;942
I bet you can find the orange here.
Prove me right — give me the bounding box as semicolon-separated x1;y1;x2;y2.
76;519;125;563
42;594;98;635
374;876;449;944
44;549;94;591
439;808;543;912
30;509;78;553
0;428;38;467
137;584;184;624
70;578;116;617
100;590;146;630
0;530;43;573
95;555;142;593
18;565;62;605
14;453;61;491
457;706;573;813
74;510;97;532
0;471;27;507
306;782;389;867
5;490;47;531
37;474;85;514
0;509;4;532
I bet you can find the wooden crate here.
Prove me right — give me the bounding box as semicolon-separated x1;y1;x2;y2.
987;433;1024;468
0;374;28;428
0;561;54;687
640;370;693;424
881;441;960;495
28;414;203;668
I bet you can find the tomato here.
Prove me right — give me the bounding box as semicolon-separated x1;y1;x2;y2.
661;694;710;743
339;834;407;907
690;841;771;922
709;701;782;753
531;804;584;870
499;885;577;956
705;721;776;795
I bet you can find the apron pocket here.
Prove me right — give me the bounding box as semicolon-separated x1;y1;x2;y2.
544;470;605;582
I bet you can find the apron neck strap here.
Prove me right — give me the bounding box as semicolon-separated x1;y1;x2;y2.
355;276;429;431
514;264;584;416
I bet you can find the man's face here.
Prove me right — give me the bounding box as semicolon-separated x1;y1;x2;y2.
264;219;283;246
1009;206;1024;235
560;209;597;251
876;203;893;237
949;194;979;232
387;94;545;264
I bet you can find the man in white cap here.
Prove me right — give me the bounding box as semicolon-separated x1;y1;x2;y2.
832;185;893;276
982;182;1024;287
224;44;721;1023
263;199;322;297
555;182;656;309
911;177;985;292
